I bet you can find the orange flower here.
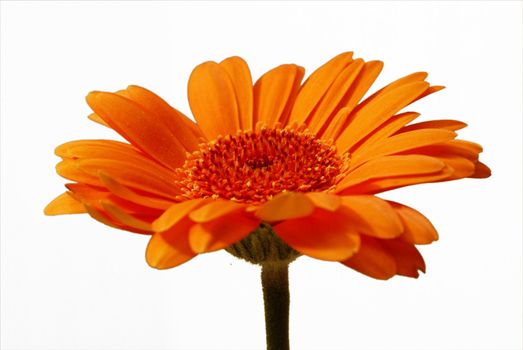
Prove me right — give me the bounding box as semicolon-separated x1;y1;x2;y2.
45;52;490;279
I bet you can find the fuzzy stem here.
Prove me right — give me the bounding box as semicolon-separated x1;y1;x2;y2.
261;262;290;350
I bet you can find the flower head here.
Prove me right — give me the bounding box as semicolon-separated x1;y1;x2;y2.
45;52;490;279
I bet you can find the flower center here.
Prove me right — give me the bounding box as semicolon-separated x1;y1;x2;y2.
175;126;349;204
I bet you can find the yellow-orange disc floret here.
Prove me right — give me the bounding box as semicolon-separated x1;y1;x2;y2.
175;126;350;204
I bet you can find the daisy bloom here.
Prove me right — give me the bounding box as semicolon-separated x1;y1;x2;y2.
45;52;490;349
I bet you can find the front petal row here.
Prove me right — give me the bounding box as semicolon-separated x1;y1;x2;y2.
46;183;432;279
145;192;436;280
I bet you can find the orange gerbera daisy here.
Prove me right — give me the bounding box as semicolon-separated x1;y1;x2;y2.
45;52;490;280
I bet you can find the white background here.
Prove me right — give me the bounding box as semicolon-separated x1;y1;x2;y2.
1;1;521;349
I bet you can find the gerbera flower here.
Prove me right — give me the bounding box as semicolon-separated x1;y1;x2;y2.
45;52;490;280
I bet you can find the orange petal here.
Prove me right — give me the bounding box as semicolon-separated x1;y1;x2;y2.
253;64;304;127
446;140;483;154
146;218;196;269
305;192;342;211
56;140;179;202
382;239;426;278
152;199;209;232
441;140;482;159
342;166;454;195
56;160;99;186
188;213;259;253
321;107;351;141
65;183;110;208
98;172;173;210
346;71;427;118
341;236;397;280
398;119;467;133
320;61;385;141
274;209;360;261
44;192;86;215
86;92;186;170
374;72;428;95
400;140;481;162
55;140;174;182
336;81;430;152
101;201;152;232
341;195;403;238
188;200;246;223
56;139;142;159
307;59;364;134
56;159;180;200
81;201;150;234
388;201;438;244
87;89;130;127
66;183;161;217
470;161;491;178
220;57;254;131
411;85;445;103
188;61;240;140
288;52;354;125
436;156;475;179
255;192;314;222
125;85;202;151
353;129;457;164
88;112;109;127
83;203;122;229
337;61;384;119
341;173;450;194
349;112;420;159
336;155;445;192
277;67;306;127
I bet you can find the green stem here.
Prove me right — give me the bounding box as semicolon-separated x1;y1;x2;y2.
261;262;290;350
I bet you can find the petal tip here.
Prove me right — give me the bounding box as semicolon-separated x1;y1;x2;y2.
43;204;56;216
255;192;315;222
85;91;102;105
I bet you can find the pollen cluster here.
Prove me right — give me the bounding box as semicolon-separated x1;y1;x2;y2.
175;126;349;203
